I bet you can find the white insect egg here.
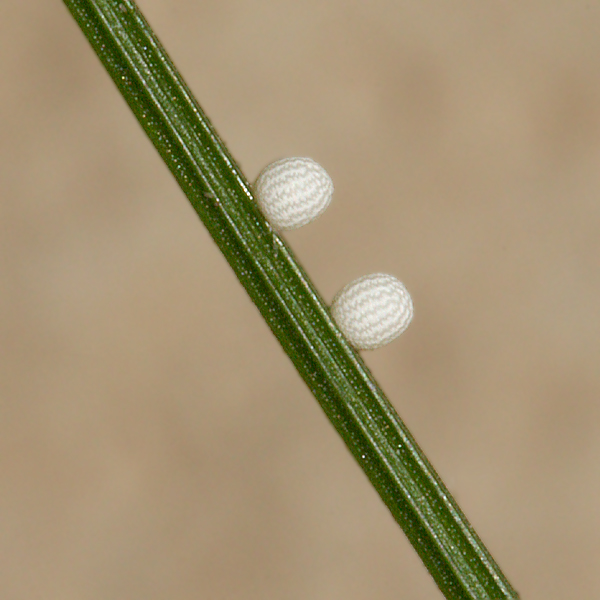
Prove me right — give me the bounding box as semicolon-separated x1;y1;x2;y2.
253;157;333;231
331;273;413;351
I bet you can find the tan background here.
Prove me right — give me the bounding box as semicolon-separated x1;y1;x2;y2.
2;1;600;598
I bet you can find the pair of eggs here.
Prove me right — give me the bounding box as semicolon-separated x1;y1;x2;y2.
253;157;413;351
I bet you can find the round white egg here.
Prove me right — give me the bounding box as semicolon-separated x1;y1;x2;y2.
331;273;413;350
253;157;333;231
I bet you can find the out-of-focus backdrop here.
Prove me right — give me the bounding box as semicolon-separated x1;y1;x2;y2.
2;1;600;598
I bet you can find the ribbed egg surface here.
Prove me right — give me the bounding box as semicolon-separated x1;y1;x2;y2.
253;157;333;231
331;273;413;350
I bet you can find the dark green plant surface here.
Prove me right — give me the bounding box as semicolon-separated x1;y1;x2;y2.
62;1;520;598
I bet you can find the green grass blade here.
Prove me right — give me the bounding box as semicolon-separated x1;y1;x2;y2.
62;1;520;598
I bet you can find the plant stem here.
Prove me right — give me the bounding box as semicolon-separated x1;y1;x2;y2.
62;1;520;598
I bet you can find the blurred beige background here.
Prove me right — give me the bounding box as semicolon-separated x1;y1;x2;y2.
1;1;600;598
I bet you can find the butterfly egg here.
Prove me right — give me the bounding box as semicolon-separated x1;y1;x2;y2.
253;157;333;231
331;273;413;350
